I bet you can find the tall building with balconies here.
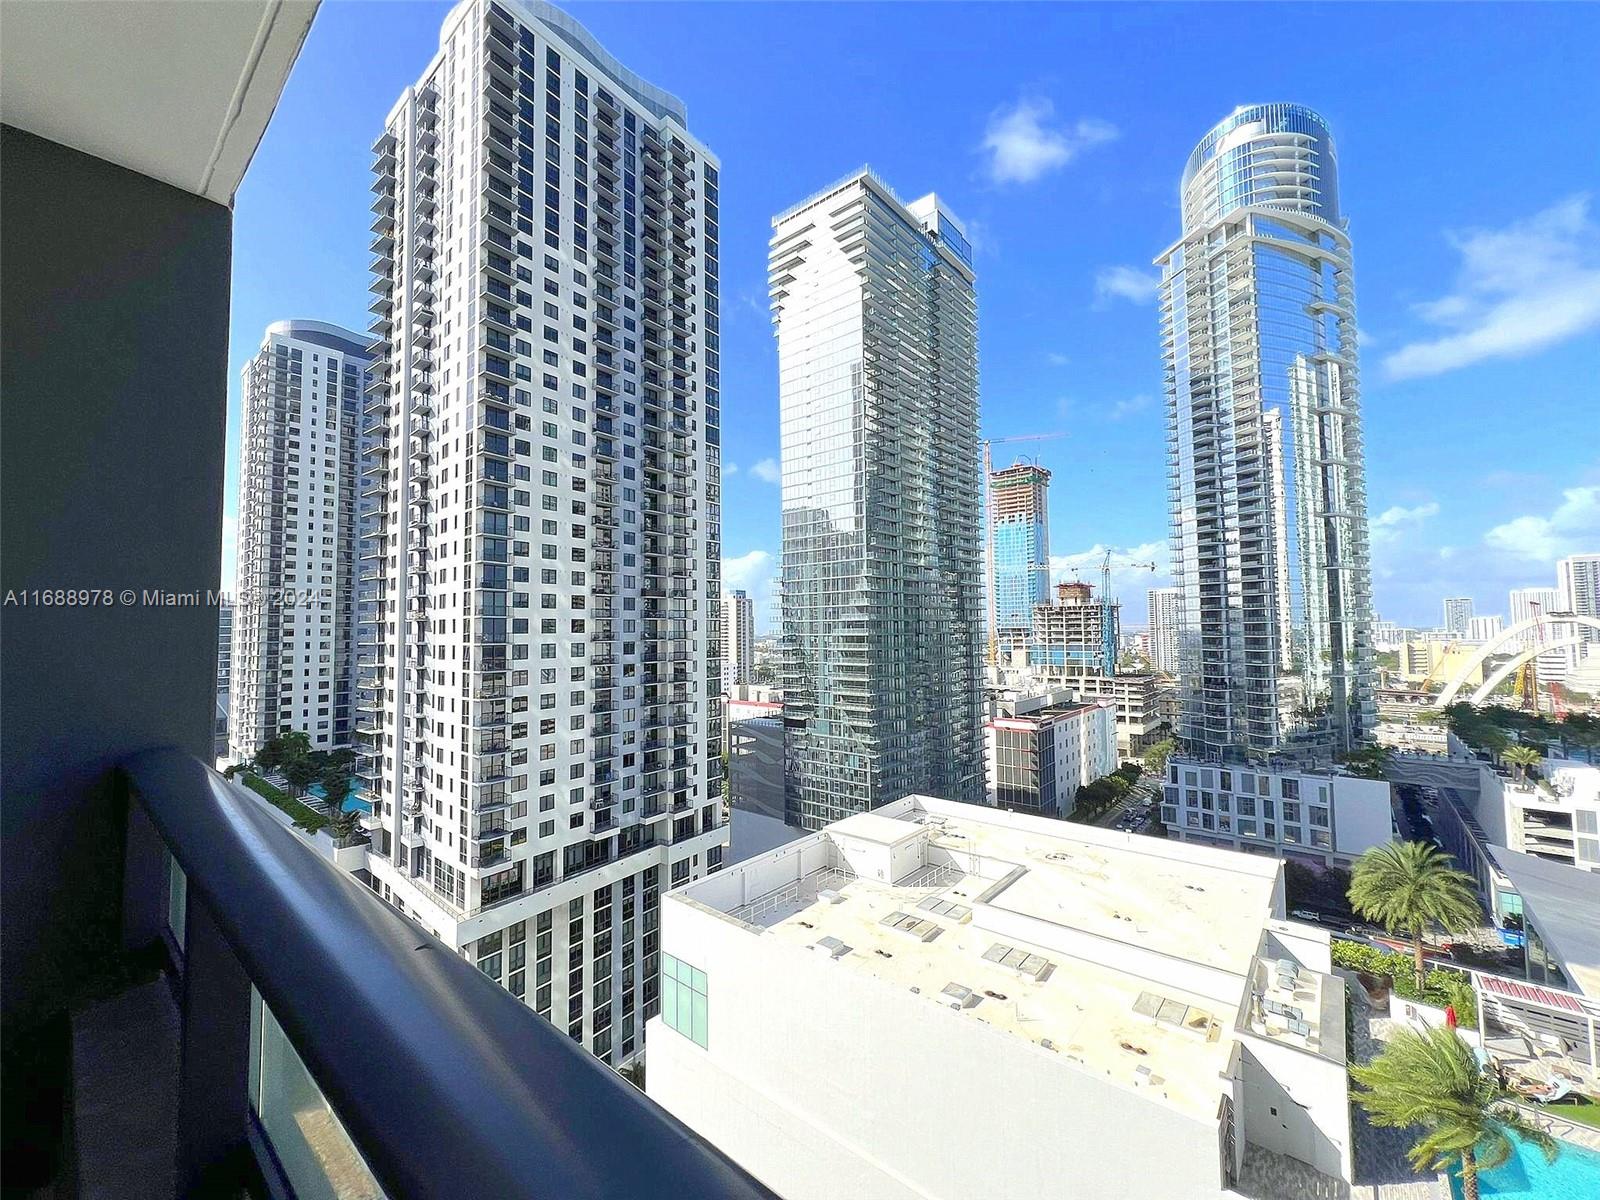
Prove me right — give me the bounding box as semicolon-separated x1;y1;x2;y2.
989;461;1051;652
1147;585;1183;676
772;169;984;829
722;588;755;687
1443;596;1475;639
1157;104;1375;763
356;0;727;1069
230;321;372;761
1558;553;1600;668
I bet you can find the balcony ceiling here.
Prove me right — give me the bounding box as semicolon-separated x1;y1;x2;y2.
0;0;318;205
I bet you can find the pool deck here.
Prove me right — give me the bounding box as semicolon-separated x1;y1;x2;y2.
1509;1098;1600;1155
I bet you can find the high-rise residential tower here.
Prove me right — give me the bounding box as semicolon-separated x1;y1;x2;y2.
989;462;1051;650
772;169;983;828
1558;553;1600;661
1443;597;1475;638
216;599;233;759
356;0;727;1067
721;588;755;687
1157;104;1375;762
1510;586;1560;642
231;320;372;760
1147;585;1183;676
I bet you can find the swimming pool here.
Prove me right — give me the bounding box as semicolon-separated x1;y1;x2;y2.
305;777;367;811
1449;1131;1600;1198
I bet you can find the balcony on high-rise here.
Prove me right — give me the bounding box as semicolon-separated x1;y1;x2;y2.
0;4;767;1198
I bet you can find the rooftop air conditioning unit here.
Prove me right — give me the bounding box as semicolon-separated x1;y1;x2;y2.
813;936;851;959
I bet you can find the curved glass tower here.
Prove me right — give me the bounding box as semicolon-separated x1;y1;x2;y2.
1157;104;1374;761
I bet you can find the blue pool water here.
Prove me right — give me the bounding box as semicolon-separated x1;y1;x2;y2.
1449;1131;1600;1198
304;778;369;813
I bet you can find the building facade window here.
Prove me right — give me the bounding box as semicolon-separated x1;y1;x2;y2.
660;952;707;1048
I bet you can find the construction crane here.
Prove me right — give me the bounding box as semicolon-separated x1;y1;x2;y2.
1100;550;1157;676
982;432;1066;665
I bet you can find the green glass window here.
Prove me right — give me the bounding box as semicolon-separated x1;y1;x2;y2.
660;953;707;1048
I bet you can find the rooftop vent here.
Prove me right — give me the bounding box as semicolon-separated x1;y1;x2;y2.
982;942;1056;981
1133;990;1220;1040
941;982;981;1010
1261;996;1303;1022
818;889;845;905
813;936;852;959
881;911;942;942
915;896;972;921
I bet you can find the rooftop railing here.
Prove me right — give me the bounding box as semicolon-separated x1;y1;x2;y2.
119;748;777;1200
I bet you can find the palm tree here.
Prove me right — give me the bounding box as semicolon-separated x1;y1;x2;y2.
1501;744;1541;782
1349;841;1481;991
1352;1025;1556;1200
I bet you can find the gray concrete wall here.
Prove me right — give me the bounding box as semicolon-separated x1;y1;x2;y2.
1;125;232;1024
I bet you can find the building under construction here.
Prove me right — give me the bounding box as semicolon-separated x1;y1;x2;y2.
1030;582;1119;674
989;463;1052;653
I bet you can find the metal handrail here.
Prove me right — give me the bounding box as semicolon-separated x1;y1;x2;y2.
120;749;777;1200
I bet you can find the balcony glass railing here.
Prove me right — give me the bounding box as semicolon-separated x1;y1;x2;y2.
115;750;777;1200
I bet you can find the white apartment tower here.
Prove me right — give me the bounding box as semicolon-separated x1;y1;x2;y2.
1558;553;1600;662
722;588;755;687
773;169;984;829
356;0;727;1067
1147;585;1183;676
1443;596;1475;638
231;320;373;760
1510;585;1571;684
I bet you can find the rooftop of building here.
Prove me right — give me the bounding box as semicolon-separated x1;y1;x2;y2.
991;696;1113;727
457;1;690;125
990;462;1052;483
673;796;1338;1120
262;319;373;360
771;168;967;270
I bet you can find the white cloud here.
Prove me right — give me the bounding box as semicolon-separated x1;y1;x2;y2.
981;98;1117;185
1094;265;1160;306
750;458;781;484
1484;486;1600;562
1383;194;1600;380
1370;501;1440;544
1107;393;1153;421
1046;351;1070;367
220;513;237;592
723;462;738;477
723;549;779;634
1046;542;1173;625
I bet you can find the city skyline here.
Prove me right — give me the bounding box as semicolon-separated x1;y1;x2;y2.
222;2;1600;638
8;4;1600;1199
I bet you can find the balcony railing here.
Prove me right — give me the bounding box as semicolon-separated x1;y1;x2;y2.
116;749;778;1200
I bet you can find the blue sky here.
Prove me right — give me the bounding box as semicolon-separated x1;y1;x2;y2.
225;1;1600;634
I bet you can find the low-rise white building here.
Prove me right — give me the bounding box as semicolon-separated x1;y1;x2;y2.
1160;758;1394;868
648;796;1353;1200
984;691;1116;817
1427;753;1600;877
990;667;1173;758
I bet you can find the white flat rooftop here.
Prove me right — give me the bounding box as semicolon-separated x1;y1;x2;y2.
676;796;1318;1121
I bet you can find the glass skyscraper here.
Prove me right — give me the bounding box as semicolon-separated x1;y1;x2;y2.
990;462;1051;647
1157;104;1375;761
772;169;984;828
